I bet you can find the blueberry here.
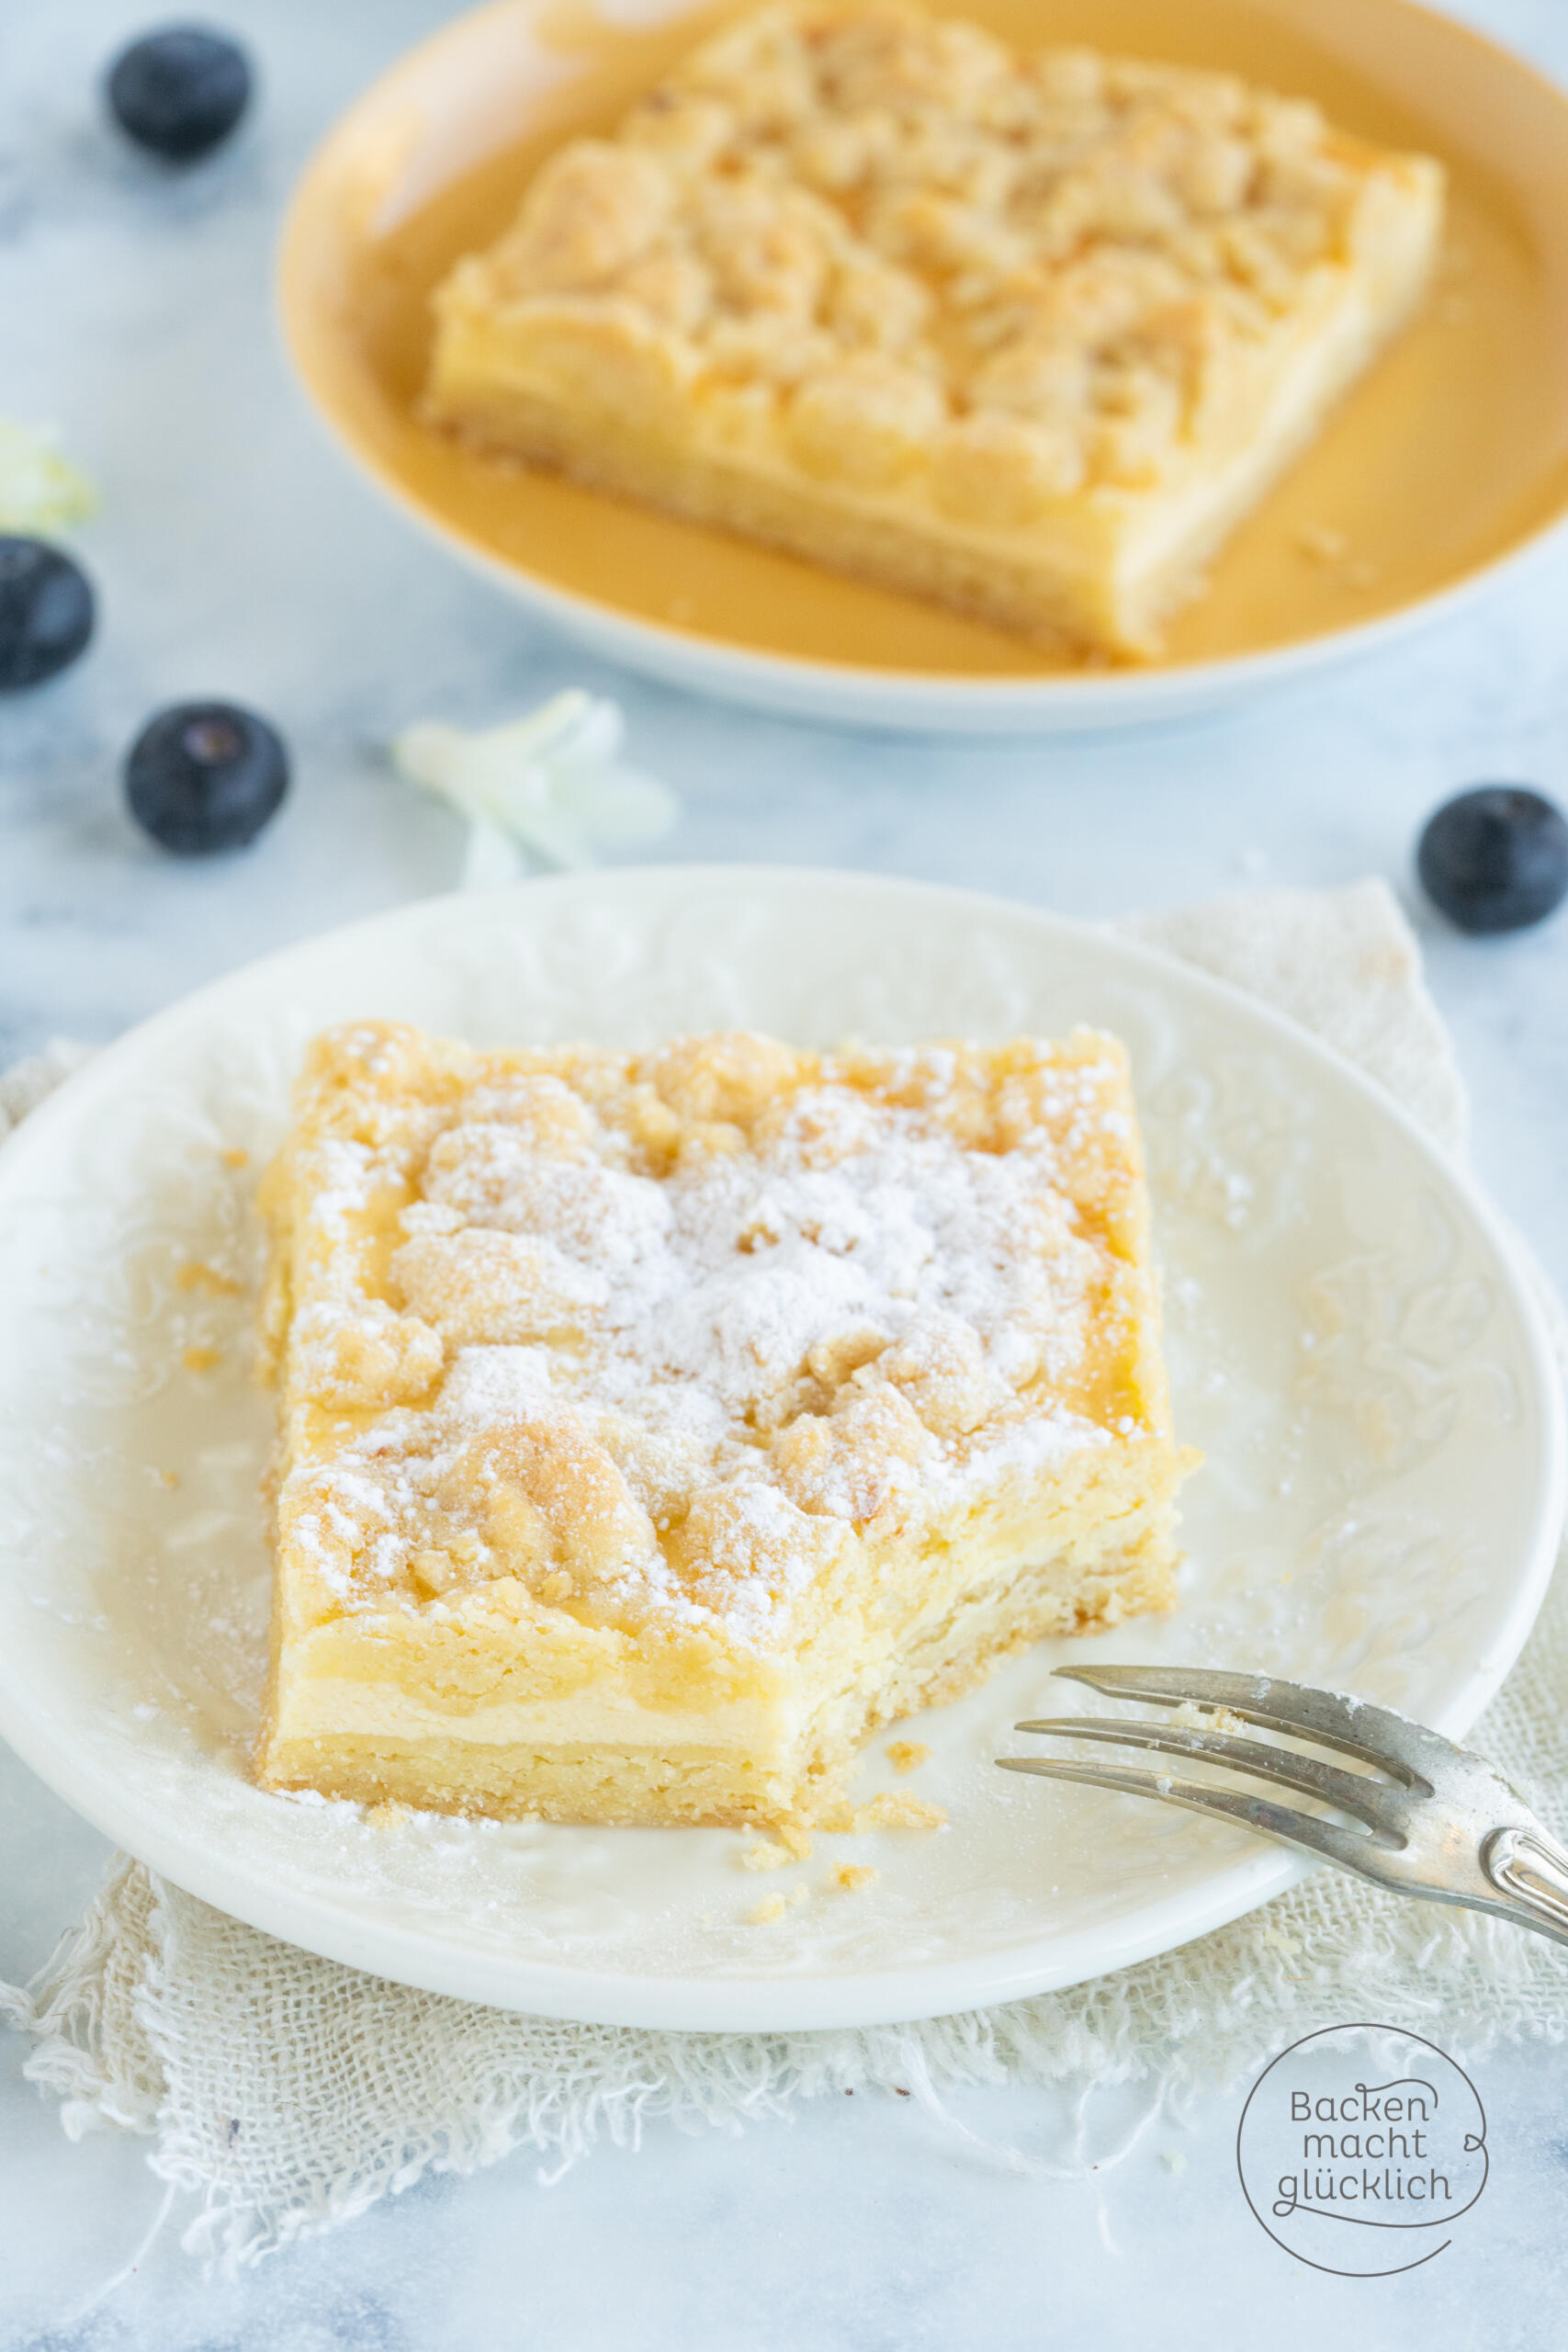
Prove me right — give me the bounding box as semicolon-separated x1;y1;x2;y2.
0;537;96;691
1416;785;1568;936
106;25;252;163
125;702;288;854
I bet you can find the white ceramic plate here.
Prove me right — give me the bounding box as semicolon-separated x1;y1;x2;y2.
0;869;1561;2030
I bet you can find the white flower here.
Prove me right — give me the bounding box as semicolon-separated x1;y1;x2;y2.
391;691;679;889
0;418;96;533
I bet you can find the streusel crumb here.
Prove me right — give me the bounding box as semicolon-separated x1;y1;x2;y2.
458;1;1394;496
857;1792;946;1830
429;0;1441;662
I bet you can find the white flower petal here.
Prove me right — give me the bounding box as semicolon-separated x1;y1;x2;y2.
562;765;679;843
390;695;680;886
461;817;527;892
391;722;471;799
0;418;96;533
482;691;617;773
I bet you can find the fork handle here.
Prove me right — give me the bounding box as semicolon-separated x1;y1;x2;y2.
1483;1826;1568;1948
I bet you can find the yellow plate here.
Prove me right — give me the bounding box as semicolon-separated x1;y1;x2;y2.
279;0;1568;729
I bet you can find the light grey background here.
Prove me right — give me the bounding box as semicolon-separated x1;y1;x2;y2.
3;2;1567;2345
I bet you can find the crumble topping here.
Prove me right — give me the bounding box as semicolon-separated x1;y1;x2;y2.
438;0;1424;504
829;1863;878;1892
272;1024;1149;1646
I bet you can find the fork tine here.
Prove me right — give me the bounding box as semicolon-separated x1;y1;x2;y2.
1011;1717;1408;1836
1052;1664;1452;1789
995;1753;1384;1872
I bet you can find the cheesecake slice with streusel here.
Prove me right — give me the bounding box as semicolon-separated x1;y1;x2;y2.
422;0;1444;660
254;1021;1196;1826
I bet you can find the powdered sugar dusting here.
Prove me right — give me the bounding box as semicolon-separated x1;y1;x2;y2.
278;1036;1138;1647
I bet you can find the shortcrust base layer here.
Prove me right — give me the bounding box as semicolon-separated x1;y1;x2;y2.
428;368;1106;659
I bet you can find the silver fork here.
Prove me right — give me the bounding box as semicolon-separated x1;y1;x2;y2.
997;1663;1568;1949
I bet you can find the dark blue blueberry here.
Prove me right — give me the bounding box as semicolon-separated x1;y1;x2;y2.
125;702;288;854
1417;785;1568;935
106;25;252;163
0;537;96;691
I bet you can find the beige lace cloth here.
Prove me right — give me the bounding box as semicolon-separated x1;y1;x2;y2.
4;880;1565;2270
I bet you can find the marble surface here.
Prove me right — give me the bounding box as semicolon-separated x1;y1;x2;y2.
3;1;1568;2344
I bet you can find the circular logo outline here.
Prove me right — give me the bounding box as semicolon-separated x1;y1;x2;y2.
1235;2022;1489;2277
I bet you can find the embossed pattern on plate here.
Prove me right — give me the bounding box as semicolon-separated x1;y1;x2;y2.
0;871;1560;2030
